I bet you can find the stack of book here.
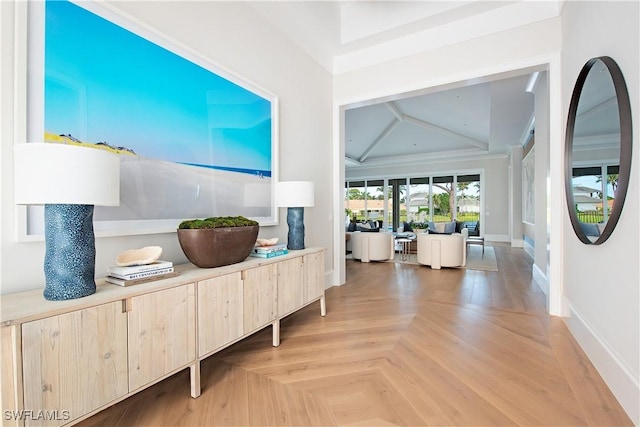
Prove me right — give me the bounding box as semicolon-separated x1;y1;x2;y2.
105;260;177;287
250;243;288;258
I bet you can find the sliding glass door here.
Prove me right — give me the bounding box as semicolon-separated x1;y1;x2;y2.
388;178;406;231
432;175;454;221
345;181;366;221
346;171;482;231
366;179;384;225
408;177;430;227
456;174;480;222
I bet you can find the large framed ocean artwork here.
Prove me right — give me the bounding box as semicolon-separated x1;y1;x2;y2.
21;0;278;239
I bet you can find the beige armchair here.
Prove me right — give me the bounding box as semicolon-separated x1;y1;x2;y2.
351;232;395;263
417;229;468;269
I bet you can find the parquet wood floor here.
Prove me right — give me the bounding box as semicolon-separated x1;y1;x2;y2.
78;244;632;426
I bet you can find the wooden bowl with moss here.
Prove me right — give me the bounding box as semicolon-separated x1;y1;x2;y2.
177;216;259;268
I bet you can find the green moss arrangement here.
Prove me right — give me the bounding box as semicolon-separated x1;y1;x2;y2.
178;216;259;229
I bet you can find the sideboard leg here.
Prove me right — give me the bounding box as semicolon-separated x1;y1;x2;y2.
320;295;327;316
190;362;201;398
272;320;280;347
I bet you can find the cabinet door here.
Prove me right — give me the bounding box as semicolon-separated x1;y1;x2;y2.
243;265;277;334
128;283;196;391
304;252;325;302
198;273;243;357
22;301;128;426
277;257;304;317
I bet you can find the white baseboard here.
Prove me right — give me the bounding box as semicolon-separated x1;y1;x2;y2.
484;233;509;242
532;263;548;296
326;269;341;289
511;238;524;248
563;300;640;425
523;240;534;259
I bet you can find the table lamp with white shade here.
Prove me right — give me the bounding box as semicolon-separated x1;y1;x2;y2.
275;181;314;250
14;143;120;300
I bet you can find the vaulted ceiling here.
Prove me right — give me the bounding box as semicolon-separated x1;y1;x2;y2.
344;73;537;169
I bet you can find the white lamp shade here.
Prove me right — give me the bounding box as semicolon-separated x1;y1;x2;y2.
14;143;120;206
276;181;314;207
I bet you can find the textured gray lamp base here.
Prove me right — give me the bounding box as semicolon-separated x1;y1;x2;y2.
286;207;305;250
43;204;97;301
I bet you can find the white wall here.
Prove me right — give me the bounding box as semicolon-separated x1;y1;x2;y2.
509;144;524;247
334;19;561;103
345;156;510;241
0;1;333;294
533;72;551;292
561;1;640;424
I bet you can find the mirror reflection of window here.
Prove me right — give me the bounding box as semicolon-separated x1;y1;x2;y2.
571;165;619;241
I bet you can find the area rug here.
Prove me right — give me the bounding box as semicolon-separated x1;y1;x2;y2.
383;245;497;272
463;245;498;271
389;252;419;265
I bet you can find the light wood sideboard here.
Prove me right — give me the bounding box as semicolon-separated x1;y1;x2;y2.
1;247;326;426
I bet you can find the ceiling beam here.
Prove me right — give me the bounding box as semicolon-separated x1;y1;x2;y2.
359;118;400;162
390;100;488;150
349;100;490;165
402;114;488;150
347;147;503;170
573;133;620;149
385;102;404;121
577;96;617;121
345;156;361;166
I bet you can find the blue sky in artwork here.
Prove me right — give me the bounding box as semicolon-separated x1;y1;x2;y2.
45;0;271;173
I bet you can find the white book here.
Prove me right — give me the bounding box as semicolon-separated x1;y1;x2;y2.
108;266;174;280
105;271;178;287
107;260;173;276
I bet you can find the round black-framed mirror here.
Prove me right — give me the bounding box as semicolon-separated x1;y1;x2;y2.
565;56;632;245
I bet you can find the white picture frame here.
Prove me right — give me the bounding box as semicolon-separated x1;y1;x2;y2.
17;1;279;241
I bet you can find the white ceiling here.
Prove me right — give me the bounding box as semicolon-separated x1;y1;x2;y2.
247;1;562;170
344;73;538;168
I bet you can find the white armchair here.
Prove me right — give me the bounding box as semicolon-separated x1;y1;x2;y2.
345;231;355;252
417;229;468;269
351;232;395;263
